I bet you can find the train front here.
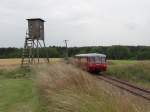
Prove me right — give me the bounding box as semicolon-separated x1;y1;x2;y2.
87;54;107;73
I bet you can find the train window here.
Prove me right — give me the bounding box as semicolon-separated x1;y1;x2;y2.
101;58;106;63
89;57;95;63
95;56;101;63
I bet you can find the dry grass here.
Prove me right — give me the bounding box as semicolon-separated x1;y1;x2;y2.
33;62;150;112
0;58;62;69
0;59;21;65
0;59;21;69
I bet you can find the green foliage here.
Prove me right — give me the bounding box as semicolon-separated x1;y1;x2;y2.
107;46;130;59
0;79;42;112
0;48;22;58
137;51;150;60
0;68;31;79
1;46;150;60
47;47;61;58
106;60;150;88
0;67;44;112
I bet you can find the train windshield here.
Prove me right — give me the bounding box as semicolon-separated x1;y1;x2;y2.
89;57;106;64
89;57;95;63
95;57;101;63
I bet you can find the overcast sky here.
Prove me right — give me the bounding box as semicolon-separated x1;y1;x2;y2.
0;0;150;47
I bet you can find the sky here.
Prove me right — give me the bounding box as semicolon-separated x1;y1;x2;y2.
0;0;150;47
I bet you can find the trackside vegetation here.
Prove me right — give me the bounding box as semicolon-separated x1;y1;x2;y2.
34;62;150;112
106;60;150;88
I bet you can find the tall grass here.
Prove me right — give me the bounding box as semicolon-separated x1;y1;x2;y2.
34;62;150;112
106;60;150;88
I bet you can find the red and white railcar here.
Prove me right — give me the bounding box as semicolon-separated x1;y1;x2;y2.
74;53;107;73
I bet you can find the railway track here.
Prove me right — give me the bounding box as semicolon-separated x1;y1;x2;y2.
98;75;150;101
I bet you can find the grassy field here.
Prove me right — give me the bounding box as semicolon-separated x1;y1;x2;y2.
106;60;150;88
0;59;150;112
0;67;44;112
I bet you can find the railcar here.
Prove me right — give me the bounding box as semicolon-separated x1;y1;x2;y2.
74;53;107;73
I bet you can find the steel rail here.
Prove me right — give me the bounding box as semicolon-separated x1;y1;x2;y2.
98;75;150;101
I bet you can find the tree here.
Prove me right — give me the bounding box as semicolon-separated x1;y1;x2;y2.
47;47;60;58
137;51;150;60
107;46;130;59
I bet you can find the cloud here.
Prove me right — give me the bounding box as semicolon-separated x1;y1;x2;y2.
0;0;150;47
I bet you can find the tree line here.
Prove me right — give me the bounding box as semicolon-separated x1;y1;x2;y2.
0;46;150;60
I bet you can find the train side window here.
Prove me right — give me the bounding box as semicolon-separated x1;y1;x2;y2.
101;58;106;63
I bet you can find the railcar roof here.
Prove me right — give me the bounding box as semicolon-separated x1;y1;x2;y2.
75;53;106;58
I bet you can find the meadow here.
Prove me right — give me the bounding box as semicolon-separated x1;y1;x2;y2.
106;60;150;89
0;67;43;112
0;59;149;112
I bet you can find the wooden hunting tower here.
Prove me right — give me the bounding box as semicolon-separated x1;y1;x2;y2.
27;18;44;40
21;18;49;67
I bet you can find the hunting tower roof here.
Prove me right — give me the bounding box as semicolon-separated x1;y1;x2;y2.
27;18;45;22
